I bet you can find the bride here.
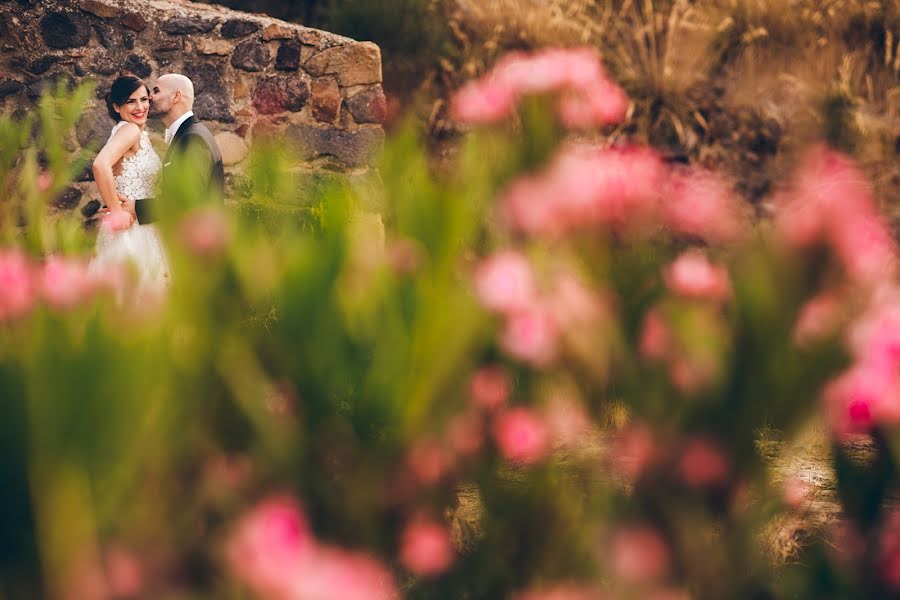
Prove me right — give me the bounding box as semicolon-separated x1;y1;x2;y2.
90;73;169;301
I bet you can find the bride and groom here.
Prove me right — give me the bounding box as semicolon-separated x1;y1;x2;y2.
90;71;224;299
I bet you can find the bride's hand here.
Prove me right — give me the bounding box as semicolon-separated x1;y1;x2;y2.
100;209;134;233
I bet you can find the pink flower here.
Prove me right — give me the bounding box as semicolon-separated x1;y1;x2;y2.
557;79;629;128
678;438;730;488
180;208;231;257
288;545;397;600
39;255;92;309
0;249;34;321
833;212;896;284
499;175;566;238
822;363;900;438
446;410;484;456
546;272;605;331
663;167;744;243
668;354;719;395
793;291;844;345
226;495;314;599
514;583;604;600
473;251;538;314
609;525;671;583
450;80;518;125
500;144;666;237
470;365;511;411
452;47;629;130
543;392;591;449
609;423;659;482
399;518;454;576
37;170;54;193
103;544;144;598
639;308;671;361
407;437;454;485
494;407;550;465
775;145;897;284
664;250;731;302
500;305;559;366
100;210;133;233
848;296;900;365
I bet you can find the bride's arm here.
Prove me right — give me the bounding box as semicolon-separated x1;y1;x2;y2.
92;123;141;218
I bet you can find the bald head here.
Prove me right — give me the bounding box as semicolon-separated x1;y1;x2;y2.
149;73;196;126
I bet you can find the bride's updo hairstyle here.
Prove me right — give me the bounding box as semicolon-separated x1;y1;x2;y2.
105;73;148;122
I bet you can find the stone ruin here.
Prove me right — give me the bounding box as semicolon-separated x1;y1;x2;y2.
0;0;388;219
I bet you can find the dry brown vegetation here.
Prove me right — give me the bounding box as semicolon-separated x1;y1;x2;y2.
425;0;900;220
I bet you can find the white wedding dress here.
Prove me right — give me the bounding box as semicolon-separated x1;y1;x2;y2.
90;122;170;301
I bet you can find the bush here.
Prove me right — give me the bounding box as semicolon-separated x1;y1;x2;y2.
3;50;900;599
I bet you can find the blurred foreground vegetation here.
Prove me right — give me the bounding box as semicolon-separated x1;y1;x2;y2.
3;42;900;598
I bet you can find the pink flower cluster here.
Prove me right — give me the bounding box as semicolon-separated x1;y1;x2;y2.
499;144;745;241
500;145;666;237
474;251;611;367
776;145;897;285
663;250;731;303
226;495;397;600
0;249;126;321
638;304;724;394
451;47;629;128
399;517;455;577
608;423;730;491
823;291;900;438
179;207;232;258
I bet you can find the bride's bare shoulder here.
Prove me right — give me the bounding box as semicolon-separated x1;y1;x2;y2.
110;122;142;142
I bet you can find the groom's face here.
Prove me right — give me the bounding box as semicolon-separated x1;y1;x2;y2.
148;82;174;118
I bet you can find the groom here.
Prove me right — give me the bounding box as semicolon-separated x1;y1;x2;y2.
133;73;224;224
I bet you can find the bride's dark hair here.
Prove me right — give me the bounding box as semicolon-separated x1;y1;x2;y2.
105;72;149;122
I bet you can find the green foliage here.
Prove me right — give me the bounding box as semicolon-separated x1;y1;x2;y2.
1;70;898;599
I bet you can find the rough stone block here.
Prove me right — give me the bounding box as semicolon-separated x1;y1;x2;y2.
275;41;301;71
252;76;309;115
121;12;147;31
0;79;25;98
41;12;91;49
221;19;260;38
54;187;82;210
231;39;271;72
262;24;294;41
28;56;62;76
162;17;217;35
79;0;117;19
76;105;114;148
183;59;226;95
286;123;384;168
194;93;234;123
123;54;152;78
152;41;182;59
194;38;232;56
81;199;101;218
215;131;249;166
311;76;341;123
304;42;382;86
346;86;387;124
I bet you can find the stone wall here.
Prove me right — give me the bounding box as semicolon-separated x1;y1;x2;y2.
0;0;387;216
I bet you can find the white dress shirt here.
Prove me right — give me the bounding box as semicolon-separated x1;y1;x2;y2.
165;111;194;146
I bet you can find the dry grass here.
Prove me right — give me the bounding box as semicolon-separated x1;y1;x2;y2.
432;0;900;208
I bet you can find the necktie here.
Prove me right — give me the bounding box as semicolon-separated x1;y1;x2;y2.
164;128;173;145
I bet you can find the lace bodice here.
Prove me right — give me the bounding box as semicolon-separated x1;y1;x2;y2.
110;121;161;200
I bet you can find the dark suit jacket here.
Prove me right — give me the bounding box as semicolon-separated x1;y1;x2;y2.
138;115;224;224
